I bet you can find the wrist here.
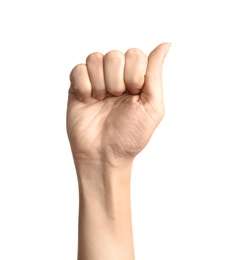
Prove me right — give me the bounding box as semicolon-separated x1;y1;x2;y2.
75;159;133;219
74;157;133;181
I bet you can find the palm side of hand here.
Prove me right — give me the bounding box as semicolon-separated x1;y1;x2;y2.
67;93;160;163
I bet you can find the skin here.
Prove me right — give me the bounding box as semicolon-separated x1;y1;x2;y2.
66;42;171;260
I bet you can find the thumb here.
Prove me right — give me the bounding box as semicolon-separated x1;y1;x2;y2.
141;42;171;108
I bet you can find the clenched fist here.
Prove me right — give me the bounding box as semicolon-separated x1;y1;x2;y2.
67;43;171;167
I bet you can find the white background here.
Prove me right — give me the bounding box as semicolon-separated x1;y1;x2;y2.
0;0;239;259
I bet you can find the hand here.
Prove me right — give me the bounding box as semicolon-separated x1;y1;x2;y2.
67;43;171;166
67;42;171;260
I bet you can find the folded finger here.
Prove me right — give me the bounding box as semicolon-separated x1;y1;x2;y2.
69;64;92;102
124;48;147;94
103;50;126;96
86;52;106;100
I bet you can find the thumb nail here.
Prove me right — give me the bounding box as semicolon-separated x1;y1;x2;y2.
164;42;172;57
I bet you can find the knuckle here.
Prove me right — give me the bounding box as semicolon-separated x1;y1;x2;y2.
125;48;146;60
74;63;86;73
70;64;86;81
86;52;103;65
104;50;124;63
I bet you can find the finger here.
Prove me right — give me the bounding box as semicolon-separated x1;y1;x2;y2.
124;48;147;94
103;50;126;96
142;42;171;106
69;64;92;102
86;52;106;100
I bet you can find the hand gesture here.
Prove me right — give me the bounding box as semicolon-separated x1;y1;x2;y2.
67;43;171;166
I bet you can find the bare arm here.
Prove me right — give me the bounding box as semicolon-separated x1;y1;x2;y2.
66;42;171;260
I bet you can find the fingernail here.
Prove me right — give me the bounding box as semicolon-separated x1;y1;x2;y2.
164;42;172;57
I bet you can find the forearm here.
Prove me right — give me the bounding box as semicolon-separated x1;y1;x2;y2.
75;160;135;260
